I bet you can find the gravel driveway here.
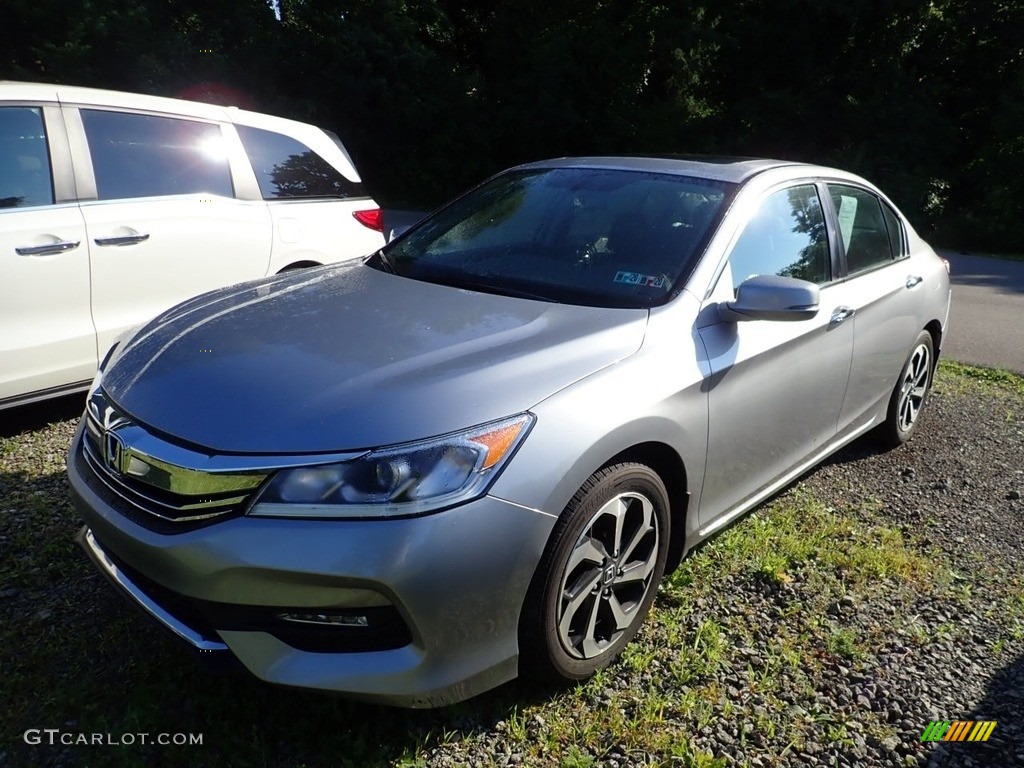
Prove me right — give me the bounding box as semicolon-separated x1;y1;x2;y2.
785;372;1024;767
1;366;1022;768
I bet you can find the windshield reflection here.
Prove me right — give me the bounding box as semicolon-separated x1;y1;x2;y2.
380;168;734;308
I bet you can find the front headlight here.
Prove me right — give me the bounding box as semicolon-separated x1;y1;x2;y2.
249;413;534;519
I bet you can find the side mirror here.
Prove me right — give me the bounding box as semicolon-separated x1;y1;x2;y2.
718;274;820;322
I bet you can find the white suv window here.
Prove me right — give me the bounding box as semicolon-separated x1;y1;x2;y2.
236;124;366;200
81;110;233;200
0;107;54;208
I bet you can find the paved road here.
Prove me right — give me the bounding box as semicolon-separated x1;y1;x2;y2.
940;251;1024;375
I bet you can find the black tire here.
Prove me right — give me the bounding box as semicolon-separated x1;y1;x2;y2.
519;463;670;682
878;330;935;448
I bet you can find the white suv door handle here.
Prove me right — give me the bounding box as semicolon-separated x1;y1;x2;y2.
830;306;856;325
906;274;923;289
15;240;81;256
94;233;150;247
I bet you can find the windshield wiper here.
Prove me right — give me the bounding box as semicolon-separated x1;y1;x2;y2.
367;248;398;275
418;273;554;302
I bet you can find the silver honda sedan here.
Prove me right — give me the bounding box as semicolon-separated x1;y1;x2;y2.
68;157;951;707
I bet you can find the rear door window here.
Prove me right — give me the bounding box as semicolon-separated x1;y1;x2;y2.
827;184;896;274
81;110;233;200
236;125;366;200
0;107;54;208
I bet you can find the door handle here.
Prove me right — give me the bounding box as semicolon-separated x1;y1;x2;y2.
15;240;81;256
94;234;150;247
905;274;923;289
830;306;856;325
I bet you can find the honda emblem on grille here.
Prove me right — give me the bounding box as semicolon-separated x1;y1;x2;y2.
95;401;134;476
102;429;128;475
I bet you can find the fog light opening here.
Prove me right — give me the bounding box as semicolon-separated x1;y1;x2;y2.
277;611;369;627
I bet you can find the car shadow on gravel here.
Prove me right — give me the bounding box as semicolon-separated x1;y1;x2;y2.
819;430;891;467
0;393;85;438
917;651;1024;767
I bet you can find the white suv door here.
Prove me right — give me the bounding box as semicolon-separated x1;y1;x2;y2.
68;107;272;357
0;105;97;404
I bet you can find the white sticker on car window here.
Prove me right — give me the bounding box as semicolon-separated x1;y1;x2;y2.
614;271;666;288
837;195;858;252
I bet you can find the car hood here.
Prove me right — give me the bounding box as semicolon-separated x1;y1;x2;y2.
102;262;648;453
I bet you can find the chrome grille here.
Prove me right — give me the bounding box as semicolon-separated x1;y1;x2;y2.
81;390;270;524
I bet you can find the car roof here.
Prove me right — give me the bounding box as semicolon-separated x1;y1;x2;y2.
516;155;805;184
0;80;233;120
0;80;362;181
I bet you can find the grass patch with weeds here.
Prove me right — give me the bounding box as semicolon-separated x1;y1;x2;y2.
937;359;1024;397
672;491;939;594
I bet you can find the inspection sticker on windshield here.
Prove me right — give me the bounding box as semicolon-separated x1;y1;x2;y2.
614;271;666;288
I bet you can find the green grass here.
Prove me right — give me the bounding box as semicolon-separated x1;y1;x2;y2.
669;491;938;593
938;359;1024;396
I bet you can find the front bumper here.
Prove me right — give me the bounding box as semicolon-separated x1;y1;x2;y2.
67;424;556;707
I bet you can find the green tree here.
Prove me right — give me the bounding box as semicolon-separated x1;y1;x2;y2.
3;0;1022;249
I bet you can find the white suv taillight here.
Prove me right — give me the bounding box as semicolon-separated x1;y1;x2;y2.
353;208;384;232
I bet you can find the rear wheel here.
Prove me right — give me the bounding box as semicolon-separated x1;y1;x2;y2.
520;463;670;681
879;330;934;447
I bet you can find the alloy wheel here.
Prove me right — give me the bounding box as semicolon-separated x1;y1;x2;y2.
898;343;931;432
556;491;660;660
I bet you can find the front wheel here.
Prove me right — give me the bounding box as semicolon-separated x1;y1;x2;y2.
878;330;934;448
519;463;670;682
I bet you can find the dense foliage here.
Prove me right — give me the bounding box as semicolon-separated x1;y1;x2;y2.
3;0;1021;250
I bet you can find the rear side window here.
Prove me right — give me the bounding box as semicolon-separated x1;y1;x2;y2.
827;184;896;273
881;201;905;257
236;125;366;200
0;107;54;208
81;110;233;201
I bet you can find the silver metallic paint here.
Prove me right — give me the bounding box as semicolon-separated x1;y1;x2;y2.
69;158;952;706
101;262;648;453
68;427;556;707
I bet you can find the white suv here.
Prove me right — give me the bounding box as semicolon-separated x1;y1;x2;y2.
0;82;386;409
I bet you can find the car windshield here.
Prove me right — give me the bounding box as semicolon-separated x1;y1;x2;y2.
375;167;735;308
